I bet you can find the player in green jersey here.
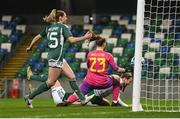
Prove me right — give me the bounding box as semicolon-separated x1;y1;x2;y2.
24;9;92;108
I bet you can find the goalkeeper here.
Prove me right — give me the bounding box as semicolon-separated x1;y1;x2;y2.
85;72;132;107
27;67;132;107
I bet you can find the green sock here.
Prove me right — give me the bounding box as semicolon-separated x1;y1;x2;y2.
87;90;95;96
63;92;73;101
90;96;101;104
69;80;85;100
29;81;50;99
30;74;48;82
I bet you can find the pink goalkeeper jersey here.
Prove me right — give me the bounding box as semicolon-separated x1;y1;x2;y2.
85;50;119;87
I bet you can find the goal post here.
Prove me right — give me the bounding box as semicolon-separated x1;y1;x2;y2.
133;0;180;112
132;0;145;112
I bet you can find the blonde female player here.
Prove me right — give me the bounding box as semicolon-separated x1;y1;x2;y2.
24;9;92;108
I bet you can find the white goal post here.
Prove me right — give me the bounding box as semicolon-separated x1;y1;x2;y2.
132;0;145;112
133;0;180;112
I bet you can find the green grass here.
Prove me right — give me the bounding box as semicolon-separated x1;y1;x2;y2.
0;99;180;118
141;99;180;111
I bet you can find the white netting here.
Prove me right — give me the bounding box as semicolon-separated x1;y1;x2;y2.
140;0;180;112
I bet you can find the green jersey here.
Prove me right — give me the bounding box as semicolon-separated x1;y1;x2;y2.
40;23;72;68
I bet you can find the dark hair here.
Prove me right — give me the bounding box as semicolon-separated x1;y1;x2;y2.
55;10;66;21
121;73;132;80
95;36;106;46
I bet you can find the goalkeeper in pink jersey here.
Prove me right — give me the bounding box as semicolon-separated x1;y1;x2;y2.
65;36;126;106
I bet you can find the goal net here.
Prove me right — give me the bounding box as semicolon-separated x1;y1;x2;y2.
133;0;180;112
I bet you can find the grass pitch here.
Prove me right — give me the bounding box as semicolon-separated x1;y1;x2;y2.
0;99;180;118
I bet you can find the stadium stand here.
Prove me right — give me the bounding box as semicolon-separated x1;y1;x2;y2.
141;15;180;80
0;15;27;80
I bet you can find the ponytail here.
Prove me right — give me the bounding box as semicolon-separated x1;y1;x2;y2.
43;9;56;23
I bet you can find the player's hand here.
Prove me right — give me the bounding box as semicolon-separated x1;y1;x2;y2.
119;67;126;73
84;31;92;39
26;47;32;52
89;34;103;42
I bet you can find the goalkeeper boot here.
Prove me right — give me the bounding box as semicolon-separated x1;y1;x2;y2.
111;101;122;107
24;95;33;108
81;94;95;105
27;66;33;80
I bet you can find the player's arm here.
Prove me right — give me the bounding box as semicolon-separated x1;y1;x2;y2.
67;31;92;43
108;54;126;73
62;24;92;43
117;67;126;73
118;86;130;107
26;34;42;52
27;27;47;52
118;98;129;107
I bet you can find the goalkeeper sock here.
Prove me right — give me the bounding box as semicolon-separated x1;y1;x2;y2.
67;93;78;103
69;80;85;100
112;79;120;102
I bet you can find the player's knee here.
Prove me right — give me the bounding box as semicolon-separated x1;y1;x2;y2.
69;77;76;81
112;74;120;81
111;75;120;84
69;73;76;79
47;80;56;87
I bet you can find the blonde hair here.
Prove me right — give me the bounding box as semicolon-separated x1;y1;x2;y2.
43;9;66;23
43;9;56;23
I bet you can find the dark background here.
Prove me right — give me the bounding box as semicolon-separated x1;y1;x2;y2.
0;0;137;15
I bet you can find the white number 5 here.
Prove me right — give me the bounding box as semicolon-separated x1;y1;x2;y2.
49;32;58;48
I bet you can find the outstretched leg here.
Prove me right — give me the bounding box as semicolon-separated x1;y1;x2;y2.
24;67;61;108
66;80;93;105
62;60;85;103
